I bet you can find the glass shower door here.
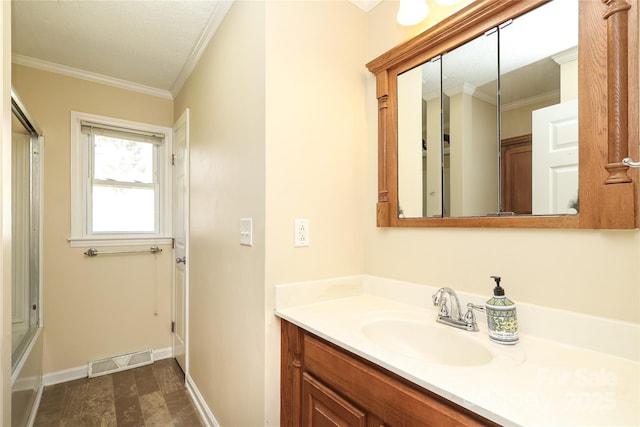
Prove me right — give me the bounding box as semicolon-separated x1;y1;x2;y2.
11;94;41;371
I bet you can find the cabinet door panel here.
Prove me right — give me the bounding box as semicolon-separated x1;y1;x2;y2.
303;333;496;426
281;320;499;427
303;372;366;427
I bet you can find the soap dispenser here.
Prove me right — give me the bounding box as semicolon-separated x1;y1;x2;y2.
486;276;519;344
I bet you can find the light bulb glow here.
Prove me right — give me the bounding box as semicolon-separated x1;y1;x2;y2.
397;0;429;26
435;0;465;5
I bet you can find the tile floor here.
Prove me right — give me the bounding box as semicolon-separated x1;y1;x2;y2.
33;358;204;427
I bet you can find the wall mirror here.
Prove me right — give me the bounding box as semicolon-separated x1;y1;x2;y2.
368;0;638;229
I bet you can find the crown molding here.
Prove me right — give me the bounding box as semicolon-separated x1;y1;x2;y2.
501;89;559;112
552;46;578;65
170;0;234;98
12;54;173;100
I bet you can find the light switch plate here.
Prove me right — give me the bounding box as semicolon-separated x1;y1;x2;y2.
240;218;253;246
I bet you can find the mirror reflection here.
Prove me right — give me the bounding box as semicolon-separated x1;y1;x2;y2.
397;0;579;219
444;28;498;217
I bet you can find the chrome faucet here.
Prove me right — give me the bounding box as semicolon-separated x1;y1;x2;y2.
432;287;479;332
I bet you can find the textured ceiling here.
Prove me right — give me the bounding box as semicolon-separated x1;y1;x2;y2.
11;0;381;99
11;0;491;100
12;0;226;98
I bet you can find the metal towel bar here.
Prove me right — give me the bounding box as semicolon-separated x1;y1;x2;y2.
83;245;162;257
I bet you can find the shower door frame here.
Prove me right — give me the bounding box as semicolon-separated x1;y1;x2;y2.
10;90;43;373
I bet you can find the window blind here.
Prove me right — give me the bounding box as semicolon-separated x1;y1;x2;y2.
80;120;164;145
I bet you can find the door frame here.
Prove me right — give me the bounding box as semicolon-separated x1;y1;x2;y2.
172;108;190;374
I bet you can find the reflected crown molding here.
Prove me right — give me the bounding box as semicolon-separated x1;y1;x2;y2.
501;89;559;112
552;46;579;65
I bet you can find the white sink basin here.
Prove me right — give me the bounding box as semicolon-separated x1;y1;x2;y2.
360;314;494;367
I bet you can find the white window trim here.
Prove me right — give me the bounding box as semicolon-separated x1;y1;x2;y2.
69;111;173;247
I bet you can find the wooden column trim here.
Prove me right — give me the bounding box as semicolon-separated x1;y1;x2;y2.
376;70;390;226
603;0;632;184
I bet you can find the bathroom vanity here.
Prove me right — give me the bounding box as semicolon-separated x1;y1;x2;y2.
276;276;640;426
281;319;498;426
277;0;640;423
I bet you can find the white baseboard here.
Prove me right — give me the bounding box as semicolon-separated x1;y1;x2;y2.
42;347;173;386
42;365;87;386
186;374;220;427
153;347;173;361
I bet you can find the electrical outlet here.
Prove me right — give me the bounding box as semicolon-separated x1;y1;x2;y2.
294;219;310;247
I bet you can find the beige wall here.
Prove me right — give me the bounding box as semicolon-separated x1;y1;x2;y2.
1;1;637;425
366;2;640;324
501;99;558;139
175;1;640;425
2;1;12;423
174;0;368;424
561;58;578;102
449;92;499;216
11;64;174;374
264;1;368;423
173;1;267;425
264;1;368;285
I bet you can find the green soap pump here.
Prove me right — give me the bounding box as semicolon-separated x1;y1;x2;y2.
486;276;519;344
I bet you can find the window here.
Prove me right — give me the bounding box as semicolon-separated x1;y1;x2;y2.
70;111;172;245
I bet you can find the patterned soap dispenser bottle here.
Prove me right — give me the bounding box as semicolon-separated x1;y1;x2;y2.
486;276;519;344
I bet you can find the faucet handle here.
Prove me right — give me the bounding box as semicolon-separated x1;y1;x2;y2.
464;303;481;331
438;297;449;317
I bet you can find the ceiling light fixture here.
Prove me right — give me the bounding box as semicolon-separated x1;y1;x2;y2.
396;0;429;26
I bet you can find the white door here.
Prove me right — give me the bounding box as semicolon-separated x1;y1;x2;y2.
532;99;579;215
12;132;30;331
173;109;189;373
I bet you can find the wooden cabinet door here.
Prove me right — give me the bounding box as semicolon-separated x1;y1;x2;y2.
302;372;366;427
282;320;499;427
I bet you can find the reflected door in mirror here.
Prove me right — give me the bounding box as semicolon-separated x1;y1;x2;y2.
501;135;531;214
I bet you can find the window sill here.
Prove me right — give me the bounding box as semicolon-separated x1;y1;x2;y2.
68;236;173;248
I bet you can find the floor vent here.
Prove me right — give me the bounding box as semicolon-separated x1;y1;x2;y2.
88;349;154;378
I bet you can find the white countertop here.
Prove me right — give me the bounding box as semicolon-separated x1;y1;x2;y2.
275;275;640;427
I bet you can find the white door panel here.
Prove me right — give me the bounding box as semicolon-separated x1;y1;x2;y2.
532;99;579;215
173;109;189;373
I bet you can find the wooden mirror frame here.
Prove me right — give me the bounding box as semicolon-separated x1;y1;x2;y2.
366;0;638;229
